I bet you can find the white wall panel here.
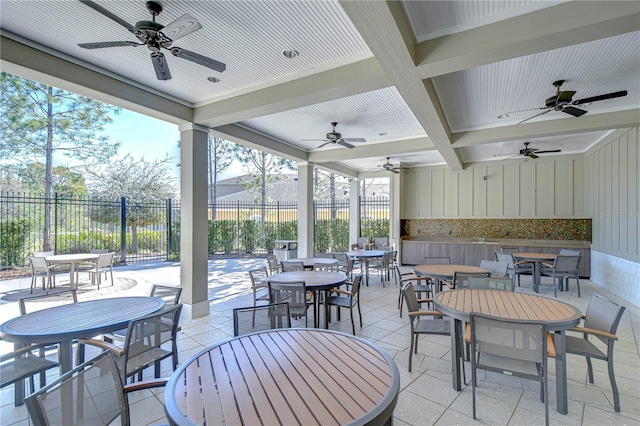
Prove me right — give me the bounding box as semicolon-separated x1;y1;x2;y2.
459;169;474;216
520;162;536;216
418;170;431;217
443;170;459;216
503;163;520;217
473;166;487;216
535;162;554;217
486;164;504;216
431;169;444;217
554;160;573;216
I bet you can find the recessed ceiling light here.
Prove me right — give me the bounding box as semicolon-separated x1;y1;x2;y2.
497;114;509;119
282;50;299;59
207;77;221;83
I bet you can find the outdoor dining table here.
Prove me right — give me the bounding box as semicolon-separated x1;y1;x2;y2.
434;289;581;415
512;252;558;293
345;250;386;286
164;328;400;426
266;271;347;328
413;264;490;293
0;296;165;405
281;257;338;269
44;253;100;289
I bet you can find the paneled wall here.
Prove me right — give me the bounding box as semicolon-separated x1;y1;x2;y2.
584;127;639;306
401;156;584;218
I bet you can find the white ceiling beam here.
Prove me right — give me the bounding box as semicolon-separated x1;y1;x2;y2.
194;58;390;127
451;109;640;147
416;2;640;78
211;124;308;162
0;35;193;124
308;136;435;163
339;0;463;171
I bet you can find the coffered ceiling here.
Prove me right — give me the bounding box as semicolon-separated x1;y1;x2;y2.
1;0;639;177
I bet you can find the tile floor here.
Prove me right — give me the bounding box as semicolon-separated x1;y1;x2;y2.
1;260;639;425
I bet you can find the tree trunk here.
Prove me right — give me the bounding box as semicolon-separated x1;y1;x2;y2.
43;86;54;252
131;223;139;254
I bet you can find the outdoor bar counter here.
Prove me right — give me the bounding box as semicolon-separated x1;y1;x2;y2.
401;238;590;277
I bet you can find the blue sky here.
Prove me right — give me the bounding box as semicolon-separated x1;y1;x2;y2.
104;109;245;182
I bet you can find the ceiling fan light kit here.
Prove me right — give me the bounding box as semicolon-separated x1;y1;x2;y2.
78;0;226;80
497;79;628;124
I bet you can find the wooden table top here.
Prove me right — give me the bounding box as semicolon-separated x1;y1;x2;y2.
164;329;400;426
512;252;558;261
413;264;489;279
346;250;386;258
0;297;164;343
434;289;581;330
267;271;347;289
282;258;338;267
45;253;100;263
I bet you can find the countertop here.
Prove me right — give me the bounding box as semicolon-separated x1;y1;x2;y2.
401;238;590;249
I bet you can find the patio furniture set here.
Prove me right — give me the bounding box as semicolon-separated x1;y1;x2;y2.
0;245;627;425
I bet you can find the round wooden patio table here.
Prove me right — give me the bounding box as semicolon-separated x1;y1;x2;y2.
267;271;346;328
45;253;100;289
0;296;165;405
164;329;400;426
512;252;558;293
434;289;581;415
346;250;385;286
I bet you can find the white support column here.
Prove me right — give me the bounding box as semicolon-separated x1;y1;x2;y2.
349;179;360;248
390;172;402;261
179;123;210;319
297;162;314;257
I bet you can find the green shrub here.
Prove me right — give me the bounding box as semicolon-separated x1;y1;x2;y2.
0;219;30;267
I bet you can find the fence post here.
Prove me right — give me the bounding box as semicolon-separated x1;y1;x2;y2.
167;198;172;259
120;196;127;264
54;192;58;254
236;200;240;255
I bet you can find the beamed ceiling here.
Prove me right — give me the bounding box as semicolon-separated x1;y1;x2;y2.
1;0;639;177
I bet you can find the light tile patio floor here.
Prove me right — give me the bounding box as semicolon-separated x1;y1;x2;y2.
1;258;639;425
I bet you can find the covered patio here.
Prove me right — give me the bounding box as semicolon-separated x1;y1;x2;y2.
1;259;639;424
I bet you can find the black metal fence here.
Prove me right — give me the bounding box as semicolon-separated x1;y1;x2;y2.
1;191;389;269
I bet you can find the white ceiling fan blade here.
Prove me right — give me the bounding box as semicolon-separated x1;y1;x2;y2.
316;141;333;149
338;140;355;149
161;14;202;41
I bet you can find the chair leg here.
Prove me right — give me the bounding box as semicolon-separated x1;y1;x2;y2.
350;307;355;335
408;333;414;372
608;357;621;412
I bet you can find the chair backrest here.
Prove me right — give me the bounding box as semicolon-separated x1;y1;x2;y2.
19;289;78;315
233;303;291;336
583;294;626;346
333;252;348;265
494;251;515;269
26;351;127;426
452;271;491;289
559;249;581;256
356;237;370;249
150;284;182;307
121;304;182;380
29;256;51;274
248;267;269;288
374;237;389;249
468;277;514;291
267;281;308;316
401;283;421;314
32;251;54;258
90;249;108;254
281;261;304;272
424;257;451;265
471;313;547;365
348;274;363;296
479;260;509;277
553;255;581;274
97;252;115;268
314;263;338;272
266;254;279;273
381;251;396;267
500;247;519;254
314;252;335;258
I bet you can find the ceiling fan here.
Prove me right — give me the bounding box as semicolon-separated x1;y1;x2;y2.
498;80;627;125
379;157;408;174
77;0;226;80
303;122;366;149
494;142;561;160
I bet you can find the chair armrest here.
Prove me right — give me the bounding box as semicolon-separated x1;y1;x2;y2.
331;289;351;296
441;280;454;289
547;333;556;357
409;310;443;317
78;338;126;356
417;298;433;304
540;262;554;268
0;344;49;361
570;326;618;341
123;378;168;394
